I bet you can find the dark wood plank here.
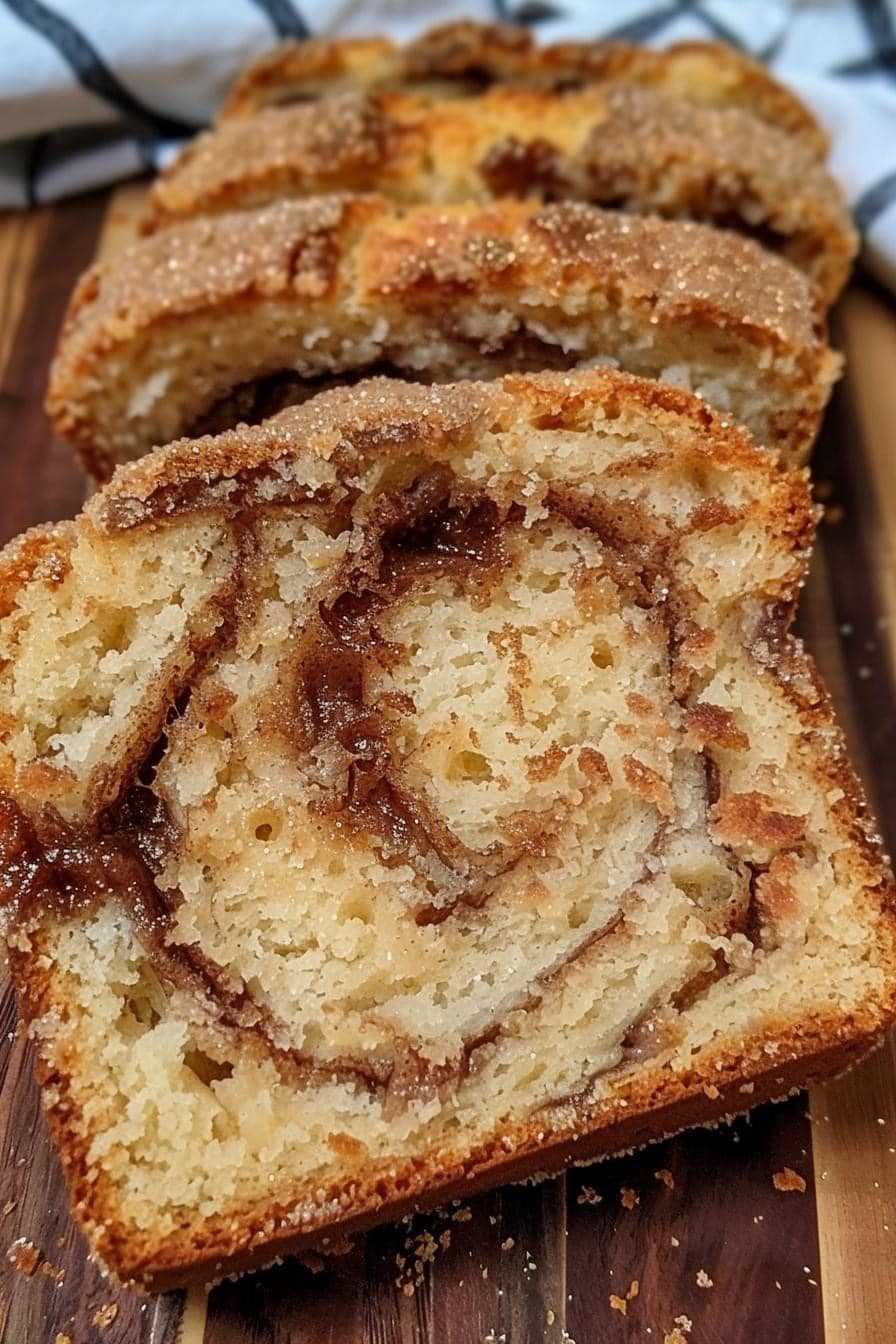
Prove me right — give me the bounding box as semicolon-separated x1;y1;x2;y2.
801;286;896;1344
490;1179;566;1343
206;1248;366;1343
424;1192;504;1344
205;1177;569;1344
800;312;896;850
565;1096;822;1344
0;191;106;546
0;210;44;380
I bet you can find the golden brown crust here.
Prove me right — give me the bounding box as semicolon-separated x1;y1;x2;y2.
47;194;838;478
220;21;828;156
15;918;886;1290
147;85;855;306
83;369;807;531
0;521;75;620
5;371;895;1289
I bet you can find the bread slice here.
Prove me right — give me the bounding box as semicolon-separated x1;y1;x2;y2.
48;194;838;479
146;85;856;307
2;370;894;1289
219;20;828;154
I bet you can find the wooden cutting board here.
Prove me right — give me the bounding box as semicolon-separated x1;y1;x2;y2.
0;183;894;1344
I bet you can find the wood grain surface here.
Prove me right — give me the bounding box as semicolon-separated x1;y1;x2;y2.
0;185;893;1344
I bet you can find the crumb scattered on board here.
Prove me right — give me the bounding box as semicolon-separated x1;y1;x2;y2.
620;1186;639;1210
696;1269;714;1288
655;1169;675;1189
6;1237;40;1277
393;1205;475;1295
92;1303;118;1328
577;1185;602;1206
773;1167;807;1193
609;1293;628;1315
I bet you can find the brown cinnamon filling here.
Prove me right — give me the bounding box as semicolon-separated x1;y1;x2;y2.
0;785;274;1034
290;467;527;914
0;469;784;1107
0;785;174;938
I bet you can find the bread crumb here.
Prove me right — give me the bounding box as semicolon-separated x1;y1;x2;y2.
626;1279;639;1300
55;1336;72;1344
655;1169;675;1189
702;1083;721;1100
452;1206;473;1222
674;1315;692;1333
546;1309;556;1325
501;1237;515;1250
576;1186;602;1205
2;1201;16;1216
609;1293;627;1315
6;1238;40;1277
664;1332;687;1344
696;1269;713;1288
620;1187;639;1210
92;1303;119;1327
670;1235;680;1247
773;1167;807;1193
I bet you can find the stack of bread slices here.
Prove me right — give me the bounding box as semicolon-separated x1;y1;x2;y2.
0;20;893;1290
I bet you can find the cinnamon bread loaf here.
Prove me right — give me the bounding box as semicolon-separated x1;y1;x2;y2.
47;195;838;479
146;85;856;305
220;19;828;156
2;371;893;1288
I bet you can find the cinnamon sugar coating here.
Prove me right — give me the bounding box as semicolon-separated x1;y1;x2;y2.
148;84;855;306
220;20;827;156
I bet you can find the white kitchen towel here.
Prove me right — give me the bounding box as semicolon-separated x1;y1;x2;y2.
1;0;895;291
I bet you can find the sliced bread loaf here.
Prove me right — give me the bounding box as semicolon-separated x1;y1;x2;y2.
146;85;856;305
47;195;838;478
220;19;828;155
2;370;893;1288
